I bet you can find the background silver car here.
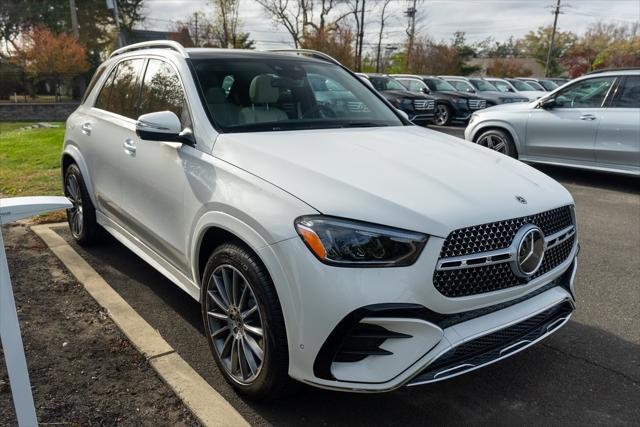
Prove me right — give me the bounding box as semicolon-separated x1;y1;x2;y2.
465;69;640;176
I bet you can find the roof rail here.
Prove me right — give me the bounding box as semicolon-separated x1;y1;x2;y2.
110;40;188;59
586;67;640;75
265;49;341;66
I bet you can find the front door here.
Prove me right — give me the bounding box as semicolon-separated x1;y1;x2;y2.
120;58;193;275
525;76;617;162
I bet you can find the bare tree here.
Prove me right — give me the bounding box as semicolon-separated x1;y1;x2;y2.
375;0;392;72
255;0;307;47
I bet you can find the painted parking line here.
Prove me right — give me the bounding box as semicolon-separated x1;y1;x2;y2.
31;223;248;427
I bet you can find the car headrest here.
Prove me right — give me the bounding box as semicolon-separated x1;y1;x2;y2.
250;74;279;105
206;87;227;104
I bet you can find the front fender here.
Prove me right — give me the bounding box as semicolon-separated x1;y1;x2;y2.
61;143;97;207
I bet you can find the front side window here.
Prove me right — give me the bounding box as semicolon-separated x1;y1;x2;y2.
554;76;617;108
408;80;427;93
108;58;145;118
509;79;536;91
611;76;640;108
470;79;498;92
425;78;457;92
491;80;512;92
538;80;559;91
138;59;190;127
449;80;474;92
192;58;403;132
369;77;406;92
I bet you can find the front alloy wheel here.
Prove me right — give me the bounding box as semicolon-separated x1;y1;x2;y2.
63;163;99;245
65;173;84;238
201;243;292;400
476;128;517;158
434;104;451;126
205;264;265;384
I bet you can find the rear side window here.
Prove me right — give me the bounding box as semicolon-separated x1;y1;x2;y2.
82;65;106;104
108;59;145;119
611;76;640;108
138;59;191;128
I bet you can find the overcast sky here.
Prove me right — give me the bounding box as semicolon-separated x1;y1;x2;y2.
142;0;640;50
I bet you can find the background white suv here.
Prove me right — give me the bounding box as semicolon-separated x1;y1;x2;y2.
62;41;578;398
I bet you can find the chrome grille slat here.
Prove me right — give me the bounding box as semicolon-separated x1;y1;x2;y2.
413;99;435;111
433;206;575;298
468;99;487;110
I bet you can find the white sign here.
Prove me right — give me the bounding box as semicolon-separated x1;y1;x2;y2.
1;196;72;427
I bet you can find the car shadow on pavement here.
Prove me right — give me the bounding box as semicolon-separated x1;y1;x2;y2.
534;165;639;194
55;226;640;426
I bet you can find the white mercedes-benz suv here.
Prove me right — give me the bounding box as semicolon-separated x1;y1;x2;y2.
61;41;578;399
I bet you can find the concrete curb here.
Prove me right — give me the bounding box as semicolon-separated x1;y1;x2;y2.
31;223;249;427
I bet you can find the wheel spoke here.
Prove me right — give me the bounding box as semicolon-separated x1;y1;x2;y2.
243;334;264;362
238;340;248;379
244;324;263;337
232;270;241;306
238;285;249;311
221;268;234;306
241;304;258;319
230;338;240;374
241;337;259;374
213;275;230;307
207;310;228;321
207;290;228;314
220;333;233;358
494;142;506;152
211;324;230;338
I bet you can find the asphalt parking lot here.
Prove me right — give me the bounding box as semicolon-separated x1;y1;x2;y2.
52;125;639;426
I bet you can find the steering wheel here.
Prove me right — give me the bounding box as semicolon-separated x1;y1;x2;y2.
301;105;337;119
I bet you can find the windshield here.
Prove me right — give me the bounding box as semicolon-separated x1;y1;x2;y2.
369;76;407;92
509;79;536;91
538;80;559;91
425;78;457;92
192;58;403;132
525;80;545;91
448;80;474;92
470;79;498;92
490;80;511;92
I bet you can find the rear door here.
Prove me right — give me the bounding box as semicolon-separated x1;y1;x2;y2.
88;58;145;221
525;76;617;162
120;58;193;275
595;75;640;171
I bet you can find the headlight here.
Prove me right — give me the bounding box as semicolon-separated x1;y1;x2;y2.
455;98;468;106
469;113;478;125
401;98;413;105
294;216;428;267
499;97;513;103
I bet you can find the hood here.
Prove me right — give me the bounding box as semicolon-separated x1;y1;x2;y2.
519;90;547;100
478;100;536;112
213;126;572;237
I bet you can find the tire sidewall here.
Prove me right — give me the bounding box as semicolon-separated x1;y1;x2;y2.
64;164;88;241
200;244;281;395
478;129;517;158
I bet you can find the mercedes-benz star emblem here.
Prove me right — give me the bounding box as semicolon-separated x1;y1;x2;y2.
516;195;527;204
511;225;546;278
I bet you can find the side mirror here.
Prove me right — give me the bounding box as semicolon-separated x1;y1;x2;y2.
467;88;475;93
507;87;515;93
396;109;410;121
540;98;559;109
420;87;429;94
136;111;194;145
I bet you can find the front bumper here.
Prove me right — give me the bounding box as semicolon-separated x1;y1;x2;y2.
265;231;578;392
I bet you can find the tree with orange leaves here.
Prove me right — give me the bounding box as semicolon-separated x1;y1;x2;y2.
11;26;90;101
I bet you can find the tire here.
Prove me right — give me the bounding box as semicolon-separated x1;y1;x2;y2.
201;242;292;400
475;128;518;158
434;103;451;126
64;163;100;245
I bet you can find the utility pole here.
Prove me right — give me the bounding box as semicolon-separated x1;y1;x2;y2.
69;0;79;39
107;0;124;47
357;0;366;71
544;0;562;77
405;0;417;72
194;13;199;46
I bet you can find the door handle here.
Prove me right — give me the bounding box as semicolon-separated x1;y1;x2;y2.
579;114;597;121
123;139;136;155
81;122;92;135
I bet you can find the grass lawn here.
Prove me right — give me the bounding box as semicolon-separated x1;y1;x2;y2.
0;122;65;197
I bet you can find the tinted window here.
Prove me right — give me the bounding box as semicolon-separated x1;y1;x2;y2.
138;59;190;127
449;80;473;92
108;59;145;118
192;58;403;132
369;77;406;92
82;64;106;104
94;65;117;110
425;78;457;92
555;76;616;108
612;76;640;108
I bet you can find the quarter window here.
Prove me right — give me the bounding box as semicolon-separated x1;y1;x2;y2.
554;76;616;109
138;59;191;128
611;76;640;108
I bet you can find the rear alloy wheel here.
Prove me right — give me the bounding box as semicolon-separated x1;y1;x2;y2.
434;104;451;126
201;243;292;400
476;129;517;158
64;164;99;245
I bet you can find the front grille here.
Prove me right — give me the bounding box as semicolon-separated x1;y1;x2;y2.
468;99;487;109
413;99;435;110
440;205;573;258
409;301;573;384
433;206;575;298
